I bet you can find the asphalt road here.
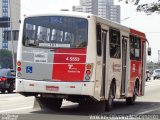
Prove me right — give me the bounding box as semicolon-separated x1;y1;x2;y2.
0;79;160;120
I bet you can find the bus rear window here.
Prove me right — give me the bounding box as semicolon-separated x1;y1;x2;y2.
23;16;88;48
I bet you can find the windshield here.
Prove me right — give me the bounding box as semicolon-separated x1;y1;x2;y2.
23;16;88;48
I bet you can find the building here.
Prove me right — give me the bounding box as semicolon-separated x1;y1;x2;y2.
73;0;98;15
158;50;160;63
0;0;20;53
0;0;5;49
106;5;120;23
72;0;120;23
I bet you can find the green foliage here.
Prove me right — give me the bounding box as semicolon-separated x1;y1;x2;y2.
0;49;13;69
137;2;160;14
118;0;140;5
119;0;160;14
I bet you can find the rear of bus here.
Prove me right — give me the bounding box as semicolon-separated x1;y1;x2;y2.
16;13;98;102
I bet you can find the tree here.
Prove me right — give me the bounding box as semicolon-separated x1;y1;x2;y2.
119;0;160;14
0;49;13;69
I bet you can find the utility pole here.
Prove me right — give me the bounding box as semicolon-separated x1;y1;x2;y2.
8;0;15;70
120;17;130;22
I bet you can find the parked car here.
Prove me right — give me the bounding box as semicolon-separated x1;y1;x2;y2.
152;69;160;80
0;69;16;93
146;70;151;81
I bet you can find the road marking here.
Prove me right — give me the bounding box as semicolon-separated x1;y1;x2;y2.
138;107;160;114
145;84;160;87
0;106;33;113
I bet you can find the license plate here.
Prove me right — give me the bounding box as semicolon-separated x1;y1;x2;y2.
46;86;59;91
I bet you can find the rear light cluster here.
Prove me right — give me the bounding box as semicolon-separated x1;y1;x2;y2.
17;61;22;77
0;77;7;81
85;64;93;81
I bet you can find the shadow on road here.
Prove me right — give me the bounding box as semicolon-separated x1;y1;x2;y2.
30;100;160;116
31;101;105;116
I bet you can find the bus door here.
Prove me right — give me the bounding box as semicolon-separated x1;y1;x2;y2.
141;41;146;95
121;36;128;94
101;30;108;97
95;24;109;100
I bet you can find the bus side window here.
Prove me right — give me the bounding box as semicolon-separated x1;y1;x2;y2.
130;36;135;59
130;35;141;60
109;29;121;58
96;24;102;56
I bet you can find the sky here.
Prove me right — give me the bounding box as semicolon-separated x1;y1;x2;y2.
21;0;160;62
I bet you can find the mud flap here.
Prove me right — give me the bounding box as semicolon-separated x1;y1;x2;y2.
33;97;41;110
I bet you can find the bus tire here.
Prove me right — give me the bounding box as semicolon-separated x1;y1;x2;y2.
105;83;115;111
36;97;63;110
126;85;138;105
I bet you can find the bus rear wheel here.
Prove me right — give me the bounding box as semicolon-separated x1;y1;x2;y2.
126;95;136;105
105;83;115;111
36;97;63;110
126;85;138;105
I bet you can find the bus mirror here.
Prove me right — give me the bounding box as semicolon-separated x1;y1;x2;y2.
147;47;151;56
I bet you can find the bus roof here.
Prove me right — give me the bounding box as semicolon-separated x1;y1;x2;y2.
23;11;94;19
24;11;128;30
23;11;146;39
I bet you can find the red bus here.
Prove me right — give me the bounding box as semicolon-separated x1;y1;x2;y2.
16;12;151;111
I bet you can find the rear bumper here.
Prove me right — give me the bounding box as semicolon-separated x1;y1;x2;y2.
16;79;95;97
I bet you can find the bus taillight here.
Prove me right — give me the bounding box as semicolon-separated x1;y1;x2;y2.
86;70;91;75
86;64;92;69
17;61;21;66
17;67;21;71
84;64;93;81
17;61;22;77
